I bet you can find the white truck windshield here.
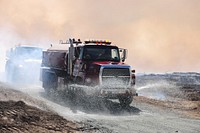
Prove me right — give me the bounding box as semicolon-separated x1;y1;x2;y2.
15;47;42;59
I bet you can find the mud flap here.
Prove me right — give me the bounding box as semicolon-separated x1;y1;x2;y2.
43;72;58;95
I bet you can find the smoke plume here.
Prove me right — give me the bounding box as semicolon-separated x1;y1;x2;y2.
0;0;200;73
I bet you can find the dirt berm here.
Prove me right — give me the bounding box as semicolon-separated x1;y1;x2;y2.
0;83;108;133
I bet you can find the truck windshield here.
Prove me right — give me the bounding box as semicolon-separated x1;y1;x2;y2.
15;47;42;59
83;45;120;62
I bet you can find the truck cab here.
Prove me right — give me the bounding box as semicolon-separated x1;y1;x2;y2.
5;45;42;83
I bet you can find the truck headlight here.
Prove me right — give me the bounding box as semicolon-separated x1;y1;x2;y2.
18;64;23;68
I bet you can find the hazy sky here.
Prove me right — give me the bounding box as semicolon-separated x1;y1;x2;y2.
0;0;200;73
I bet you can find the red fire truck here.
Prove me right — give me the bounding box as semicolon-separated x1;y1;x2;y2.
41;38;137;107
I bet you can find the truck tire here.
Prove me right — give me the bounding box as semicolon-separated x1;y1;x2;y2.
119;96;133;108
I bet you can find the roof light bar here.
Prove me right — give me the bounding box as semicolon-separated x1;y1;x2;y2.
84;39;111;45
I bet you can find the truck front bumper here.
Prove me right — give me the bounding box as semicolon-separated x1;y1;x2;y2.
68;84;138;99
99;88;137;99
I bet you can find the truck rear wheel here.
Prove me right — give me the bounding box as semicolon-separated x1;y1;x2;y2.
119;96;133;108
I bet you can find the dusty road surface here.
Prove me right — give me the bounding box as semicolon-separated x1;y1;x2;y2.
0;82;200;133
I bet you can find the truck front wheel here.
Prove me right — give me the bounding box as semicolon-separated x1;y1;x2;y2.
119;96;133;108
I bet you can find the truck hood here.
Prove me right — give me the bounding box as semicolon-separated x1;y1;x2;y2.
92;61;131;69
13;59;42;64
12;58;42;69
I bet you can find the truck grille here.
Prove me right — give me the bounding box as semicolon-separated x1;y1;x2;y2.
101;68;130;87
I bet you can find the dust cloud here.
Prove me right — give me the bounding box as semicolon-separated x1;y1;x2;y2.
136;80;183;101
0;0;200;73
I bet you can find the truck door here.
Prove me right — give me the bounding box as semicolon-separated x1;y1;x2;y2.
73;47;84;81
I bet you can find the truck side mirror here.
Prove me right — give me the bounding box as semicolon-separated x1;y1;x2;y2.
6;48;13;59
6;50;10;58
120;48;127;62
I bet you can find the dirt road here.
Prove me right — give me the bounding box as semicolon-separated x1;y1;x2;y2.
0;82;199;133
0;83;111;133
